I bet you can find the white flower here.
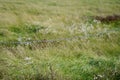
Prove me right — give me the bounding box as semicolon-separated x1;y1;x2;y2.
18;37;22;42
98;74;104;78
25;61;33;65
93;19;98;23
24;57;31;61
27;37;31;41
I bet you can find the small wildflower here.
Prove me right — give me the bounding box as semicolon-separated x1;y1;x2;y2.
94;76;98;80
93;19;98;23
94;74;104;80
24;57;33;65
18;37;22;42
24;57;31;61
93;19;101;24
25;61;33;65
98;74;104;78
27;37;31;41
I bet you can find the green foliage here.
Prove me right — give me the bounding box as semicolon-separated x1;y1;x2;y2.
0;0;120;80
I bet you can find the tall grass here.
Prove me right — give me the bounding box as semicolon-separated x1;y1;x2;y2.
0;0;120;80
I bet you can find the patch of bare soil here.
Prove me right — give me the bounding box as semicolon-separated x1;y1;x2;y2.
95;15;120;23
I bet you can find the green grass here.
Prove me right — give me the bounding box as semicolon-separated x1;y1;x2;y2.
0;0;120;80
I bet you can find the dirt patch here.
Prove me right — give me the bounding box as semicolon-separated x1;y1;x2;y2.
95;15;120;23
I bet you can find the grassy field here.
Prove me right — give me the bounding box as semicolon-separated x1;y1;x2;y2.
0;0;120;80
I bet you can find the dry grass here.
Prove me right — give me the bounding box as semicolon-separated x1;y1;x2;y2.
0;0;120;80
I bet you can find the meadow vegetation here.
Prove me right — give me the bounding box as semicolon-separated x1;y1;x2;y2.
0;0;120;80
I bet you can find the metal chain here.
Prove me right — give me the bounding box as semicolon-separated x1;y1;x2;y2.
0;28;119;46
0;36;85;45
